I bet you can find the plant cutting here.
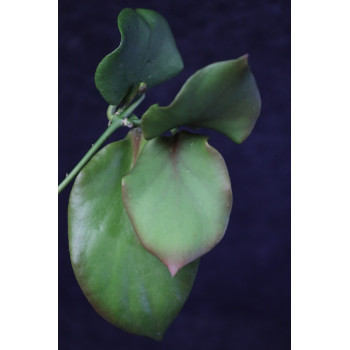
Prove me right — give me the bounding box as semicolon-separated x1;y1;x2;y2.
59;8;261;340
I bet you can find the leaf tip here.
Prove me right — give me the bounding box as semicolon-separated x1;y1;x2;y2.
167;262;180;277
238;53;249;68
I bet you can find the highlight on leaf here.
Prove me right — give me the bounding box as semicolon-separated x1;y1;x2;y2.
68;129;199;340
122;131;232;277
59;5;263;341
141;55;261;143
95;8;184;107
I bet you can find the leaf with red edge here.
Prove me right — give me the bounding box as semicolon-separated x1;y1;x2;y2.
68;129;199;340
122;131;232;276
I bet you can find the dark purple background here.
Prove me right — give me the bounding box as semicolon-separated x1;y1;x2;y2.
58;0;290;349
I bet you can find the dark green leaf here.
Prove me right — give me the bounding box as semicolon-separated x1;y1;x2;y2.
95;8;184;106
141;55;261;143
68;129;199;340
122;131;232;277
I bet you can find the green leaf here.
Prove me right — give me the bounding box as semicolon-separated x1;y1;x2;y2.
95;8;184;106
68;129;199;341
122;131;232;277
141;55;261;143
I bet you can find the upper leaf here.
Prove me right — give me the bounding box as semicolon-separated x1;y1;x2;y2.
122;131;232;277
68;129;198;340
141;55;261;143
95;8;184;106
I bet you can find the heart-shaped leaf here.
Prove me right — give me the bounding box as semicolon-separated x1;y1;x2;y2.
95;8;184;106
141;55;261;143
122;131;232;277
68;129;199;340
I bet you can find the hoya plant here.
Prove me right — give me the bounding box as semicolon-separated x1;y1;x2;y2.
59;8;261;340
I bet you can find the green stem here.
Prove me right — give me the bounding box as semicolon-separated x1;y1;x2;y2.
107;82;147;121
58;95;145;194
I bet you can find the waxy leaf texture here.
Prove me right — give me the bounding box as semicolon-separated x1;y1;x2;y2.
122;131;232;276
68;129;199;340
141;55;261;143
95;8;184;106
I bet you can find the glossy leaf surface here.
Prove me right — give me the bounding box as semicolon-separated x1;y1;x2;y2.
95;8;184;106
68;129;199;340
141;55;261;143
122;132;232;277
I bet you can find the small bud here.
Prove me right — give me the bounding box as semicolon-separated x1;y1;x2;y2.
122;119;133;128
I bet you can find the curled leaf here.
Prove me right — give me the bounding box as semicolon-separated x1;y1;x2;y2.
95;8;184;106
141;55;261;143
122;131;232;276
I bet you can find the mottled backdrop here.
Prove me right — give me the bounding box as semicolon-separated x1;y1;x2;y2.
58;0;290;349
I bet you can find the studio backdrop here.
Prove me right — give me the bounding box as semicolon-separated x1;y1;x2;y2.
58;0;291;349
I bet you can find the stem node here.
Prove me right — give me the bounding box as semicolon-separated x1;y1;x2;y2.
58;94;145;194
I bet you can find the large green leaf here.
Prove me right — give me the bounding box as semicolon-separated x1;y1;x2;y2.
68;129;199;340
95;8;184;106
141;55;261;143
122;131;232;277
